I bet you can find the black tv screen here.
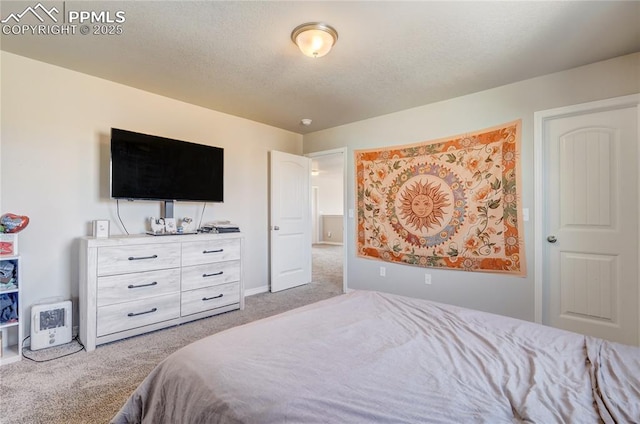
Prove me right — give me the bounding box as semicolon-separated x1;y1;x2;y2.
110;128;224;202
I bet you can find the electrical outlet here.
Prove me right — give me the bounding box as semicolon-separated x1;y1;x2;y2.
424;273;432;285
327;231;332;238
380;266;386;277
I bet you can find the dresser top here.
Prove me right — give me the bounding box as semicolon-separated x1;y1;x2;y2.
81;232;243;247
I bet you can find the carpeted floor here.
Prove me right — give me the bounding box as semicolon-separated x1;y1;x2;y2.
0;244;343;424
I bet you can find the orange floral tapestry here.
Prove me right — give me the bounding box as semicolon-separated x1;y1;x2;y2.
355;120;526;276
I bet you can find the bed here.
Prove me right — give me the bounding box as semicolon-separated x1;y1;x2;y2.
111;290;640;423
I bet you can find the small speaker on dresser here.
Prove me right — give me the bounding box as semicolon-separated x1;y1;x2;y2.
92;220;109;238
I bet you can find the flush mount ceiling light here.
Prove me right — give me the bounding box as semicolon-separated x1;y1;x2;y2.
291;22;338;58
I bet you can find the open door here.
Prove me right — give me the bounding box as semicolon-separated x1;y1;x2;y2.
270;150;311;292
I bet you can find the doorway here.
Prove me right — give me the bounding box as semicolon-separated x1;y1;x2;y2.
534;94;640;346
307;148;347;294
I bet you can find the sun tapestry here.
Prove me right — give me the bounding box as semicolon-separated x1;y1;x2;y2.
355;120;526;276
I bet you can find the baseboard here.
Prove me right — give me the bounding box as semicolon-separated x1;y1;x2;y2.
245;285;269;296
316;242;343;246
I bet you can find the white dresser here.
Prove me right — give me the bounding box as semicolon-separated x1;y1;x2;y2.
79;233;243;351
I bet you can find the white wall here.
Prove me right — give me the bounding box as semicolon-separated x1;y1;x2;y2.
303;53;640;322
0;52;303;336
312;173;343;215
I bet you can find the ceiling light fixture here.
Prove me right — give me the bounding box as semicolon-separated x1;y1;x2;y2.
291;22;338;58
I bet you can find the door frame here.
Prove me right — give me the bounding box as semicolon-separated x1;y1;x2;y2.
533;94;640;337
306;147;348;294
311;186;320;244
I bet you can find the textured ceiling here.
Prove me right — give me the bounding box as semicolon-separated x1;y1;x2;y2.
1;1;639;134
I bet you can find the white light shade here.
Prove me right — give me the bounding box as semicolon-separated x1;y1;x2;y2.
291;23;338;58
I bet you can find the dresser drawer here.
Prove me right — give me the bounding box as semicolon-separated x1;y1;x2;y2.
97;293;180;337
181;260;240;291
97;243;181;276
181;282;240;316
182;239;241;267
97;268;181;307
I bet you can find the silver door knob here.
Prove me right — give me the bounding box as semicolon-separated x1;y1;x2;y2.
547;235;557;243
273;226;280;231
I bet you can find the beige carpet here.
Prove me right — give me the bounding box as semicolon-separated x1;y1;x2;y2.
0;244;343;424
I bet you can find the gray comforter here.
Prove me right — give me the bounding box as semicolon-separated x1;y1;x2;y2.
112;290;640;423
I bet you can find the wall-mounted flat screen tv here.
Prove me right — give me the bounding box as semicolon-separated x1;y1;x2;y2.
110;128;224;203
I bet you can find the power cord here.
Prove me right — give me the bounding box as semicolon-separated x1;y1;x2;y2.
198;202;207;230
116;199;130;235
21;335;86;363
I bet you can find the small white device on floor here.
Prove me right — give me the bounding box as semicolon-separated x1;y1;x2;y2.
30;300;72;351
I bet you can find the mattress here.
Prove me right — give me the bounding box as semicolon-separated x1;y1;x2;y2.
112;290;640;423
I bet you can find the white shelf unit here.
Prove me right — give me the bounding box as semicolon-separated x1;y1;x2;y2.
79;233;244;351
0;255;22;366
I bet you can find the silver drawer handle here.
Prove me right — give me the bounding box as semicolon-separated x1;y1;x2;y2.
128;281;158;289
128;254;158;261
203;249;224;254
127;307;157;317
202;271;223;278
202;294;223;301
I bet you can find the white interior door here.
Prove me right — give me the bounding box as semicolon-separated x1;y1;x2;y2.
541;100;639;345
270;150;311;292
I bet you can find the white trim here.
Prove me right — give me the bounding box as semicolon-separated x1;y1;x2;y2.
245;285;269;297
533;94;640;327
315;241;343;246
306;147;349;294
311;186;320;244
